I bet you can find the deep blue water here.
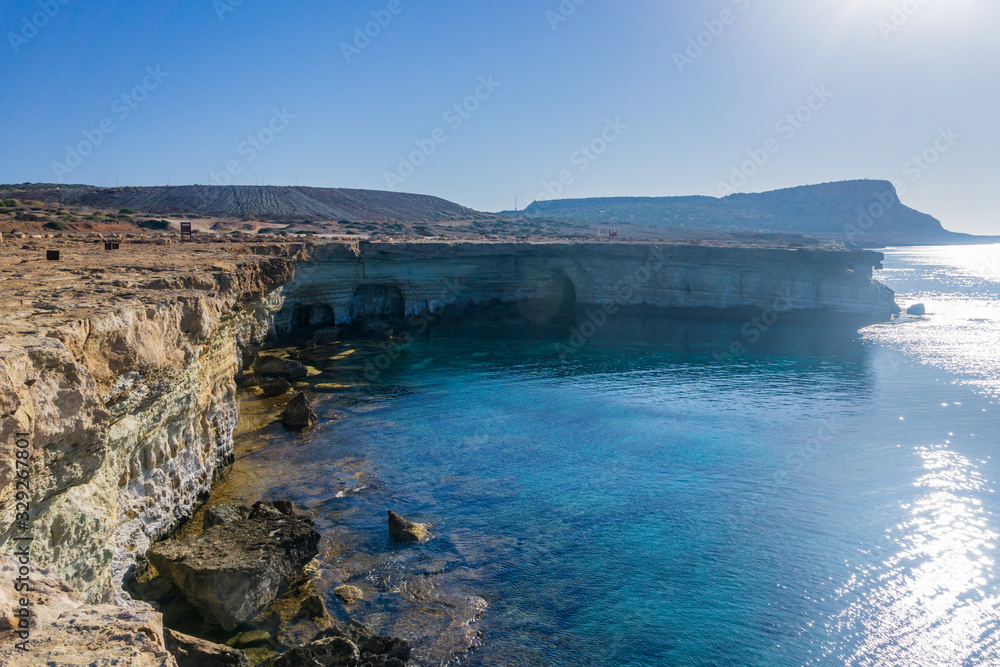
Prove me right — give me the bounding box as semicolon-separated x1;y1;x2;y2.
234;245;1000;666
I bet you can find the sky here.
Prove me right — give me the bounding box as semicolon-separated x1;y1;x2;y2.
1;0;998;235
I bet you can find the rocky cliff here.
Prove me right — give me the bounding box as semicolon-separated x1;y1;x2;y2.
0;238;897;607
270;242;899;334
0;243;300;603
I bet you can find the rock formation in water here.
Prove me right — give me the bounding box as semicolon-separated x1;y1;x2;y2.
387;511;431;543
281;393;319;430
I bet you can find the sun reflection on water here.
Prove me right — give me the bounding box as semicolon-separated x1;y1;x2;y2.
823;445;1000;665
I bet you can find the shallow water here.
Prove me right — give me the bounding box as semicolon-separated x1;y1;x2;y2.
224;244;1000;666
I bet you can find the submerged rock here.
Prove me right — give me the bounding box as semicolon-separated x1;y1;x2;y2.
226;628;274;648
281;393;318;430
165;628;250;667
334;585;364;604
387;511;431;543
907;303;926;316
256;355;309;380
146;507;321;631
261;620;410;667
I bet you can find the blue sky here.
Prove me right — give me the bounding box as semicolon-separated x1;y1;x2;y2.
1;0;998;234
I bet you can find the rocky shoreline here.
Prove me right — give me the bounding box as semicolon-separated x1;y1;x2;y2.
0;236;900;663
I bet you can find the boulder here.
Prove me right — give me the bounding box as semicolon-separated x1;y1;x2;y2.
255;355;309;380
281;393;318;430
261;620;410;667
164;628;250;667
146;511;321;631
387;511;431;543
907;303;926;316
260;376;294;398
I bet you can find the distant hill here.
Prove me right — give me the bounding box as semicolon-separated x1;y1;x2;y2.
0;184;488;223
523;180;990;245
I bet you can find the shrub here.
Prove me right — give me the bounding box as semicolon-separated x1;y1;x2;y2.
338;220;352;225
1;199;18;207
119;208;137;215
257;228;273;234
44;221;67;230
139;219;171;230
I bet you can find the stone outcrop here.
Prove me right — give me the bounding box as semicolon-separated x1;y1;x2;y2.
387;511;430;543
281;393;318;430
146;502;320;630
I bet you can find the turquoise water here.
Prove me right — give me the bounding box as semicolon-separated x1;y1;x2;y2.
243;245;1000;666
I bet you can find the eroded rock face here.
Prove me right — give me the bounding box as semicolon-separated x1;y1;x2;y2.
146;508;321;631
270;243;901;339
387;511;430;543
0;251;300;604
281;393;318;430
262;620;411;667
164;628;250;667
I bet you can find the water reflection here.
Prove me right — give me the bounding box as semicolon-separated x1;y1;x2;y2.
866;245;1000;398
824;444;1000;665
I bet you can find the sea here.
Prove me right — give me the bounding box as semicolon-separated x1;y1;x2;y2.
221;244;1000;666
